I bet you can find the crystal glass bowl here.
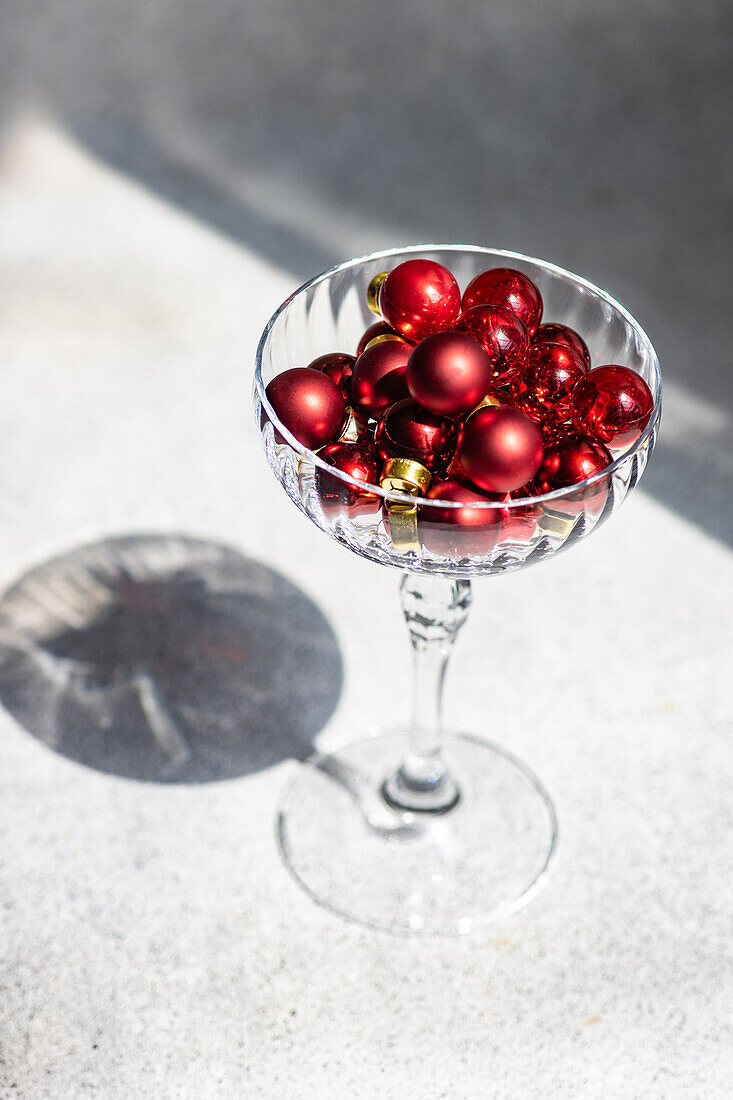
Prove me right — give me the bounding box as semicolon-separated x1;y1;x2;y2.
255;246;660;577
254;246;661;935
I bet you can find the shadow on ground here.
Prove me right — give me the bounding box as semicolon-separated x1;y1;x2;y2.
0;534;342;782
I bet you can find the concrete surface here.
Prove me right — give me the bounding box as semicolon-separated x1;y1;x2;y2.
0;3;732;1095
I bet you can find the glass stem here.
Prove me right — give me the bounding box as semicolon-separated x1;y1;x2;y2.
382;573;472;813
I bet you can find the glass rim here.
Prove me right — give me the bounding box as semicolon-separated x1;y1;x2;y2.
254;244;662;511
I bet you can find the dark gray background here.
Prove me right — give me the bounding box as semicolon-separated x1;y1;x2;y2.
2;0;732;541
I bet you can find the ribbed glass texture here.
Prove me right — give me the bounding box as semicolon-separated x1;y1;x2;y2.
254;246;661;577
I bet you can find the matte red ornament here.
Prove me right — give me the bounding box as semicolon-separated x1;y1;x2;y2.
379;259;461;342
439;474;538;543
457;406;544;493
532;435;612;517
309;352;355;402
454;305;529;384
316;442;381;518
533;323;590;368
406;332;493;417
356;321;402;357
461;267;543;335
351;340;411;418
265;367;346;450
449;394;522;476
518;341;589;423
419;479;502;557
571;365;654;448
374;398;458;474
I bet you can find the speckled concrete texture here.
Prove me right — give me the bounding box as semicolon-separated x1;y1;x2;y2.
0;3;732;1094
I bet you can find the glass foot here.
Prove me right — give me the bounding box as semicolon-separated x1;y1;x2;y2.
277;730;558;936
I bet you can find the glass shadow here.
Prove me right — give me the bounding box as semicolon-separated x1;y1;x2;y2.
0;534;342;782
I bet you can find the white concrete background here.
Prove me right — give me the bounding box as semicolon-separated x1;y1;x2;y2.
0;2;732;1092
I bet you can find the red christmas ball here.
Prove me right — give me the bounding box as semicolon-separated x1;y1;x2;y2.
356;321;403;357
533;323;590;368
316;442;381;519
406;332;492;417
457;406;544;493
532;434;612;518
454;305;529;384
498;386;561;445
351;339;411;418
503;389;577;447
374;398;458;474
445;445;469;481
379;259;461;341
518;341;589;422
309;352;355;402
537;416;574;447
571;365;654;448
498;490;540;544
438;476;538;544
419;479;502;557
265;367;346;450
461;267;543;335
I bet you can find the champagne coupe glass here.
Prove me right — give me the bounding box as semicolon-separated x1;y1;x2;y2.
254;245;661;935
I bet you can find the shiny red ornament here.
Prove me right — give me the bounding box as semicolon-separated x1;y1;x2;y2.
571;365;654;448
419;479;502;557
538;416;573;446
379;259;461;342
445;446;469;481
454;305;529;384
532;434;612;517
356;321;402;357
497;489;540;544
457;406;544;493
309;352;355;402
374;398;458;474
506;384;540;420
406;332;492;417
351;340;411;418
500;390;571;447
461;267;543;335
316;442;381;518
265;367;346;450
518;341;589;423
533;323;590;368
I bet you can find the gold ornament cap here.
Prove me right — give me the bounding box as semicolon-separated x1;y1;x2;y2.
380;457;432;496
538;505;578;539
339;406;366;444
364;333;403;351
465;393;506;421
313;407;366;452
366;271;388;316
380;458;430;553
383;500;421;553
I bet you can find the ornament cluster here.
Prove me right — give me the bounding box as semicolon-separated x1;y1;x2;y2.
265;259;654;554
